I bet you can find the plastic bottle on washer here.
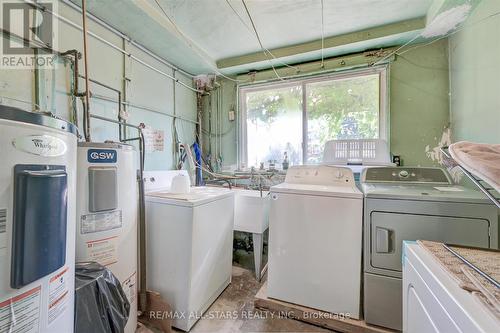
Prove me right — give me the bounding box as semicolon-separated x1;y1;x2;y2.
282;152;289;170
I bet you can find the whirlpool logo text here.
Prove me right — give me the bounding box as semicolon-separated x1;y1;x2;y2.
13;135;67;157
31;138;58;150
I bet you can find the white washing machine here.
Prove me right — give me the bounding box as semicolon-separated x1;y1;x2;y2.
403;242;500;333
144;170;234;331
268;165;363;318
361;167;498;330
0;106;77;332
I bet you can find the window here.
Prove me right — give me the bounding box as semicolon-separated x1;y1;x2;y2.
239;66;388;167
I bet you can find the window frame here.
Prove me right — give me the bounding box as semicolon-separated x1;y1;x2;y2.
238;65;389;168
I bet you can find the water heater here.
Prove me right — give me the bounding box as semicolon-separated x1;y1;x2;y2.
0;105;77;332
75;142;138;333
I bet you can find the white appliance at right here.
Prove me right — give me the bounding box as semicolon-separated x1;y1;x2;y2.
361;167;498;330
403;242;499;332
268;165;363;318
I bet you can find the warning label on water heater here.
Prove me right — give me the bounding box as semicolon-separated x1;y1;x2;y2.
0;286;41;333
86;236;119;266
80;210;122;234
48;267;70;325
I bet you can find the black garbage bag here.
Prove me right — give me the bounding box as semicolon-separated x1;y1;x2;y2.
75;262;130;333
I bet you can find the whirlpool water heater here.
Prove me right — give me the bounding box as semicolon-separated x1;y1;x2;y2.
75;142;138;333
0;105;77;332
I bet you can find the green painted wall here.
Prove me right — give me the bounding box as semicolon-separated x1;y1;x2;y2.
206;39;450;168
0;2;197;171
449;0;500;144
391;39;450;166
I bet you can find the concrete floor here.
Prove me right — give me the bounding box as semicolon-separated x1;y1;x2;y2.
180;266;332;333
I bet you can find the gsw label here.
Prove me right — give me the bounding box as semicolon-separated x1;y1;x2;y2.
87;149;117;163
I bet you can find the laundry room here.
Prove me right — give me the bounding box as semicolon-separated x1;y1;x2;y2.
0;0;499;332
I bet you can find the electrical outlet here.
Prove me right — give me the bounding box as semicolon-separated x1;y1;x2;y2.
228;110;235;121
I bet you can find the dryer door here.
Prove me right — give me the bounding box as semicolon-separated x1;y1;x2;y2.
370;212;490;272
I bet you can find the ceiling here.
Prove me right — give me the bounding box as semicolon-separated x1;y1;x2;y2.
155;0;432;59
67;0;458;75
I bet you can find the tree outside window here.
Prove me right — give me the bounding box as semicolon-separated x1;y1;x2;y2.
241;68;385;168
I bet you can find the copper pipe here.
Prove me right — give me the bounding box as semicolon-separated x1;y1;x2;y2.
81;0;91;141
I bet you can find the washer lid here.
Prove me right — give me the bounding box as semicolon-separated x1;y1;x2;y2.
146;186;234;206
0;105;77;136
362;184;491;203
270;183;362;199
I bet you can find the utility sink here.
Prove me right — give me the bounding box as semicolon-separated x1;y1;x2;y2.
233;189;270;280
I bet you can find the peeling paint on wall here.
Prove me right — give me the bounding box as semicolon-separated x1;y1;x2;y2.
422;4;471;37
425;127;451;164
425;127;462;182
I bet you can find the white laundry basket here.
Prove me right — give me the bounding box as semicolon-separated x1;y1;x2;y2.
323;139;391;165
